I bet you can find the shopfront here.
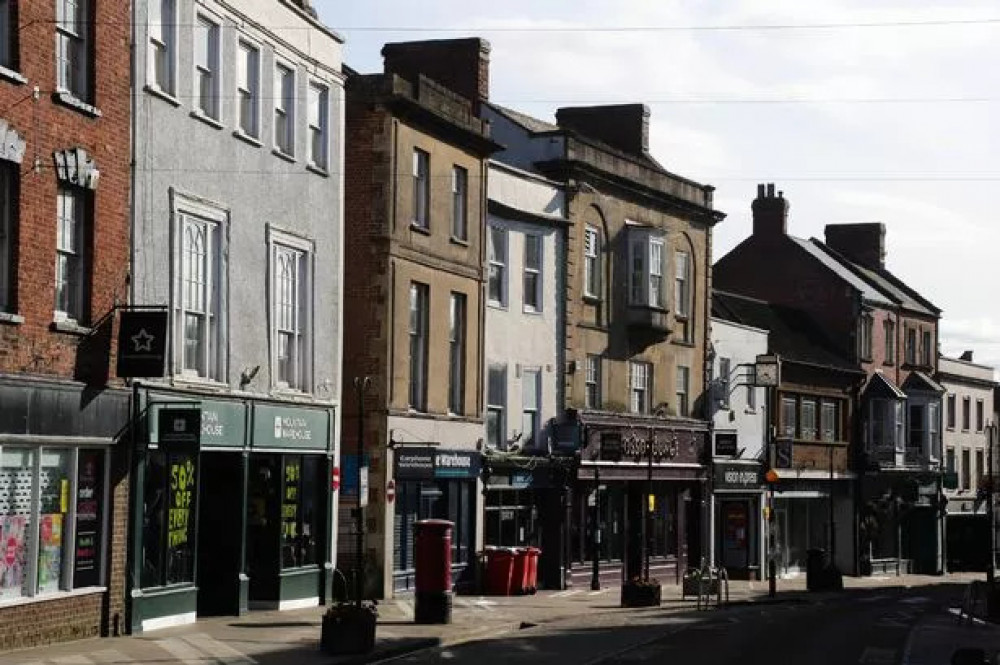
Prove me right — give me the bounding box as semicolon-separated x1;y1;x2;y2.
712;462;765;580
129;388;336;633
391;447;481;593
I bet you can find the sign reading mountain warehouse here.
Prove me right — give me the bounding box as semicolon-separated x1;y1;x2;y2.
252;404;331;451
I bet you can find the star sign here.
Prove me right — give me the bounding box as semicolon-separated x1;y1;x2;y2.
131;328;155;352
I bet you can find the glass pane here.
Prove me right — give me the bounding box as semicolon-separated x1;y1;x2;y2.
141;451;166;588
73;450;104;588
281;456;302;568
37;449;71;593
193;17;211;70
165;452;196;584
0;448;35;599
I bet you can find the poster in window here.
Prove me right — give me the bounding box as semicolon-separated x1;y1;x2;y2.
166;454;197;584
282;457;301;567
0;515;27;599
74;450;104;588
36;514;64;593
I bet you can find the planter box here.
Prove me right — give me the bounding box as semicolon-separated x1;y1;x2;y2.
621;582;661;607
320;607;377;655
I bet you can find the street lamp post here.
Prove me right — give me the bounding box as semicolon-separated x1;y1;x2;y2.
987;423;997;589
591;460;601;591
354;376;371;610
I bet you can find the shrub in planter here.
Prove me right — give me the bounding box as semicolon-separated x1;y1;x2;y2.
320;601;378;655
621;577;661;607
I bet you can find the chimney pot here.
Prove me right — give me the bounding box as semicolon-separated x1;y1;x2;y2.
752;183;790;237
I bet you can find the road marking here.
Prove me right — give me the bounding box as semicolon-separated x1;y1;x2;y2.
184;632;257;664
859;647;897;664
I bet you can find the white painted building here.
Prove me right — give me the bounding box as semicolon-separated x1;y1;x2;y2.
937;352;997;571
483;160;566;549
708;317;768;579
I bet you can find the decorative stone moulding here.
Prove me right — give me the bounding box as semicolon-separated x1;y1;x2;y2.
0;119;26;164
53;147;100;190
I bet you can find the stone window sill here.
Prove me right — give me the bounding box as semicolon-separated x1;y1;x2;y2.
450;235;469;247
306;163;329;178
410;222;431;235
144;84;181;107
0;311;23;325
233;128;262;147
51;319;92;336
53;90;101;118
190;109;224;130
272;148;296;164
0;66;26;85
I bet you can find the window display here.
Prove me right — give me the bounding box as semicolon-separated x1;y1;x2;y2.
142;450;198;588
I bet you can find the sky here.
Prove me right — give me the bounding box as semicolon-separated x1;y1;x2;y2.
314;0;1000;369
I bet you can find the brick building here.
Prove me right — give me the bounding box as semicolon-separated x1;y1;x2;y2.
341;40;499;597
715;184;945;576
0;0;132;650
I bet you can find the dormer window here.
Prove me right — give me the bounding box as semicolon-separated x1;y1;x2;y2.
628;227;665;309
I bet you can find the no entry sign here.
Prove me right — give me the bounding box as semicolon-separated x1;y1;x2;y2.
331;467;341;491
386;479;396;504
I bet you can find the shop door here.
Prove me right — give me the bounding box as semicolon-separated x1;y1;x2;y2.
247;455;281;603
196;452;245;616
721;502;749;570
773;507;790;574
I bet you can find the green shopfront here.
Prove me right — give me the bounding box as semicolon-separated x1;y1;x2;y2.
128;388;336;633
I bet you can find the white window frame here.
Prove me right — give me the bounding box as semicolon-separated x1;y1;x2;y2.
55;0;91;101
675;249;691;318
192;12;221;120
451;166;467;240
0;164;14;312
235;38;260;138
630;361;651;414
268;227;314;392
274;60;296;156
487;224;507;308
583;225;601;300
521;368;540;447
307;81;328;170
585;355;601;410
781;397;798;439
448;292;466;415
676;365;689;417
523;233;542;313
412;149;429;228
147;0;176;94
408;282;429;411
821;400;838;442
718;357;731;409
170;192;228;382
628;228;666;309
54;187;87;324
486;364;507;449
801;398;817;440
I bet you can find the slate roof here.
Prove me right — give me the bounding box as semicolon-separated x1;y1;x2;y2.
712;290;858;372
863;372;907;399
902;370;946;395
486;102;560;134
789;237;894;307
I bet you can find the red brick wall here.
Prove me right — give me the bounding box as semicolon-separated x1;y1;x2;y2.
0;0;131;380
0;590;104;650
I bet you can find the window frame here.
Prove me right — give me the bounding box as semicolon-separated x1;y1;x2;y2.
148;0;177;94
307;81;329;170
192;12;221;120
54;186;89;324
0;164;15;313
448;292;466;415
585;355;601;410
674;249;691;318
781;396;798;439
921;330;932;367
273;60;296;156
905;328;917;365
412;148;429;229
676;365;690;417
268;227;314;393
55;0;92;102
718;357;731;409
523;233;542;313
584;225;600;299
521;368;541;447
629;361;652;415
820;400;838;442
628;229;666;309
800;398;818;440
961;448;971;491
408;282;429;412
884;319;895;364
0;0;16;73
235;38;260;138
451;166;467;240
486;364;507;449
962;396;971;432
947;394;956;430
487;224;508;308
859;313;873;361
976;399;985;433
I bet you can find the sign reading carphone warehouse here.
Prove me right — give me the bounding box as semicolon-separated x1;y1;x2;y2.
395;447;481;480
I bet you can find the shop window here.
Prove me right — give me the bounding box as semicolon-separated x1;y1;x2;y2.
142;449;197;587
800;399;817;440
781;397;797;439
485;489;538;548
0;447;106;601
393;480;475;573
281;455;322;569
820;401;838;442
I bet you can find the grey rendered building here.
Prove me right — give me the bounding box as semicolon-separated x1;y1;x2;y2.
128;0;345;631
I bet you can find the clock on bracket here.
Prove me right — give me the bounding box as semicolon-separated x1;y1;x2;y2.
753;356;780;387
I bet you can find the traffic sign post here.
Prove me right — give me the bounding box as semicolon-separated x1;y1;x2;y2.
386;479;396;504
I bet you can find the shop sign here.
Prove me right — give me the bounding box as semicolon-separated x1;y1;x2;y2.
149;398;247;448
714;462;764;490
551;421;581;455
73;451;103;588
394;448;482;480
511;471;532;489
156;408;200;450
775;438;793;469
116;309;168;377
252;404;330;451
715;432;738;457
359;469;369;508
600;433;622;461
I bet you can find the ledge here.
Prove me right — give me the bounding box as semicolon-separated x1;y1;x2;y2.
409;221;431;235
306;163;329;178
582;294;602;305
144;84;181;107
0;586;106;611
53;90;101;118
449;235;469;247
0;311;23;325
51;319;92;336
232;128;263;147
0;66;26;86
272;148;296;164
190;109;224;130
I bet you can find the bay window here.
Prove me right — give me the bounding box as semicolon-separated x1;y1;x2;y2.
869;398;904;450
629;230;665;308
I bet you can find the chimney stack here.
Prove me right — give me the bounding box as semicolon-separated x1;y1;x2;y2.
751;183;789;237
824;223;886;269
381;38;491;112
960;350;974;362
555;104;650;156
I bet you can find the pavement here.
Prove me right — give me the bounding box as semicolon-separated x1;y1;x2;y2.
0;572;993;665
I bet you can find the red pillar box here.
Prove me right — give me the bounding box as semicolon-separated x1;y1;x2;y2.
414;519;454;624
511;548;530;595
525;547;542;594
485;547;515;595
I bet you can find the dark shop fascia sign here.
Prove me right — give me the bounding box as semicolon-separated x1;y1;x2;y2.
395;447;482;480
713;462;764;491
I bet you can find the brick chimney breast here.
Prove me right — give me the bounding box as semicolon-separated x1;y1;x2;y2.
381;38;491;111
824;223;886;269
555;104;650;156
751;182;790;237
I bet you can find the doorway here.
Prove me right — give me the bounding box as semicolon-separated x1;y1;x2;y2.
247;455;281;605
196;452;245;616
